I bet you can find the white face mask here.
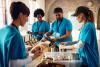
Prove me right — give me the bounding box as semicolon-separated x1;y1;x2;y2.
53;32;60;38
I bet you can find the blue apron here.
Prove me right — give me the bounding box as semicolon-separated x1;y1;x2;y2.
78;22;99;67
0;25;27;67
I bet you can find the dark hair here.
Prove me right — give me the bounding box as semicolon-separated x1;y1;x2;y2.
10;1;30;20
72;6;89;17
88;10;94;22
54;7;63;13
72;6;94;22
34;9;44;17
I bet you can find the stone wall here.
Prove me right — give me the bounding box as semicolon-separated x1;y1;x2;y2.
45;0;100;27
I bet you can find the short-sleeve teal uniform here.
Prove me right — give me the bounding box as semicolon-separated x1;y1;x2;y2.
50;17;73;46
32;21;50;40
78;22;99;67
0;25;27;67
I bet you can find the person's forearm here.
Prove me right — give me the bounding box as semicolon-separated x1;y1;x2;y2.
74;40;84;49
38;32;45;35
44;32;53;35
61;41;78;45
57;30;72;41
9;56;32;67
65;45;75;49
57;34;70;41
46;32;53;36
66;40;84;49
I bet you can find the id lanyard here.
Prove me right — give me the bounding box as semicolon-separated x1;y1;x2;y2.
37;21;43;32
57;20;63;33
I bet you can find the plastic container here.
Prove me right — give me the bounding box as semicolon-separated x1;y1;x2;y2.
44;52;82;67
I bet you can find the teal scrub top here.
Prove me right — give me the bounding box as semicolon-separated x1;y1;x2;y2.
32;20;50;40
0;25;27;67
50;17;73;46
78;22;99;67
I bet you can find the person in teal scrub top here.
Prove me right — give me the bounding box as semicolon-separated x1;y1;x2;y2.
31;9;50;41
45;7;72;51
0;1;41;67
59;6;99;67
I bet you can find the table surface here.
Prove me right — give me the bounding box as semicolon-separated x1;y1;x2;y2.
26;46;82;67
26;47;50;67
